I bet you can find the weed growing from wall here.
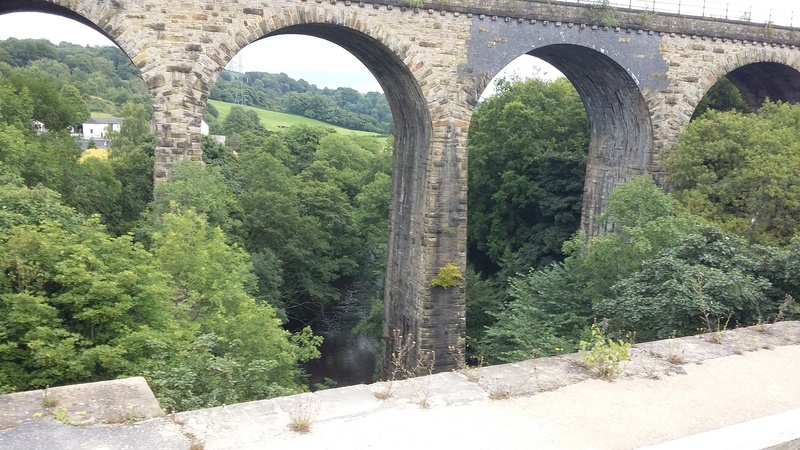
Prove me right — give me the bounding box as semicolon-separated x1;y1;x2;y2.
579;321;631;378
636;9;656;27
587;0;620;27
430;262;464;288
288;399;319;434
374;329;436;407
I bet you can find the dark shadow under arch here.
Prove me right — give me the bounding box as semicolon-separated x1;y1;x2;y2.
723;62;800;112
529;44;654;235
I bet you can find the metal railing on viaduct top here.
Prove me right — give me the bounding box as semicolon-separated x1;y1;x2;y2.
554;0;793;26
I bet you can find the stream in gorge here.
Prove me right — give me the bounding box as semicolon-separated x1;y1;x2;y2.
303;282;380;389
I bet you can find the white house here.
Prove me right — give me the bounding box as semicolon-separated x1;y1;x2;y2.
81;118;122;140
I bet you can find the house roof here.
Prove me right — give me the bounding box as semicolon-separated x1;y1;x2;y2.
84;118;123;125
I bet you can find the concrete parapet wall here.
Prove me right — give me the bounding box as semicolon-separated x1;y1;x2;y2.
0;377;164;430
3;322;798;449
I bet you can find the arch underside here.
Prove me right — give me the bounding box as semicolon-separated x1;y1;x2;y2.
725;62;800;111
530;44;654;235
0;1;108;38
265;24;433;375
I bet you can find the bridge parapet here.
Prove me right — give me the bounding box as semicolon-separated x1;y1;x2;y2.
364;0;800;45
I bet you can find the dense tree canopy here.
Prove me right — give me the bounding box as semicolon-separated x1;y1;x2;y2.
467;78;799;365
6;33;799;405
479;175;798;363
465;77;590;355
0;50;398;408
468;77;589;277
665;101;800;245
0;39;150;117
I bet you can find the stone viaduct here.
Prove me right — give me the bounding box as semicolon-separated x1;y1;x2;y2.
4;0;800;374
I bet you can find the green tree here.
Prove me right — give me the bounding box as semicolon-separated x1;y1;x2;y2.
59;84;91;127
60;156;122;218
600;226;776;341
146;161;243;243
114;102;152;148
468;77;589;276
103;140;154;236
0;72;34;130
480;262;590;362
0;122;28;181
692;77;750;120
281;124;335;174
0;213;177;392
222;106;267;138
146;209;321;411
479;177;703;361
311;133;376;200
0;38;56;67
6;67;87;130
664;102;800;244
354;172;392;277
567;177;702;305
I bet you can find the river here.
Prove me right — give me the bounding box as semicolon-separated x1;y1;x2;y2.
303;282;380;389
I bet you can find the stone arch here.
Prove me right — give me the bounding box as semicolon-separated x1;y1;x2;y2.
0;1;141;74
211;10;435;375
727;63;800;111
0;2;163;153
525;44;654;235
212;9;433;165
663;50;800;158
692;52;800;114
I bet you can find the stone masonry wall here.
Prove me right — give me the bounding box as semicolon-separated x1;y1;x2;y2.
655;36;800;161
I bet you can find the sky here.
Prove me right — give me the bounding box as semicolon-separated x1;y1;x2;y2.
0;0;796;94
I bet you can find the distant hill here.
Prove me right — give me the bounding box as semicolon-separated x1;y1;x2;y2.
207;99;385;138
0;38;150;118
210;70;393;135
0;38;393;135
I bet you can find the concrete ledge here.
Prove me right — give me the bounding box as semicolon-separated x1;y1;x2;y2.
0;377;164;429
1;322;799;449
639;407;800;450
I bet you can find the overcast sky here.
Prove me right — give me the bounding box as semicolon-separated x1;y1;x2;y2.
0;0;795;94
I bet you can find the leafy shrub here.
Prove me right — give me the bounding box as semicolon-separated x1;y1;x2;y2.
578;322;631;378
430;262;464;288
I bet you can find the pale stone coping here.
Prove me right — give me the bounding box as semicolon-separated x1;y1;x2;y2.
172;321;800;444
0;377;164;430
637;407;800;450
1;321;798;443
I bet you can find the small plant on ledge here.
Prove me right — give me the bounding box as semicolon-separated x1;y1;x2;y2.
430;262;464;288
587;0;620;28
405;0;423;9
636;8;656;27
578;321;631;378
288;398;319;434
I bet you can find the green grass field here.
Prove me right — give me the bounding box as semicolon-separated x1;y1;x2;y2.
208;100;384;137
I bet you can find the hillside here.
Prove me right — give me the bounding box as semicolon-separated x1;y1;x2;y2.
207;99;385;138
0;39;393;135
210;70;393;135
